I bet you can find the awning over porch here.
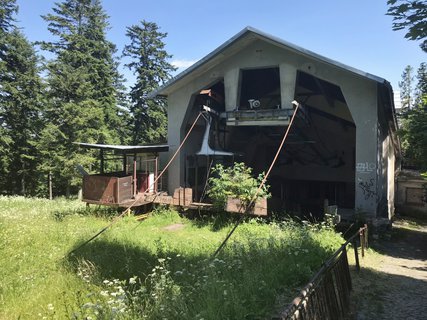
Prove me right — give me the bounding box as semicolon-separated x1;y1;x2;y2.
75;142;169;154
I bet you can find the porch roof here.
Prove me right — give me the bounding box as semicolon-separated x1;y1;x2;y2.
75;142;169;154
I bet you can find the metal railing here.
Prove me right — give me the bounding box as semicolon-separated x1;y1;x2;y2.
278;225;368;320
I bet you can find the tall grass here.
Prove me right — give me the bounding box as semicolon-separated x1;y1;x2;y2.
0;196;344;319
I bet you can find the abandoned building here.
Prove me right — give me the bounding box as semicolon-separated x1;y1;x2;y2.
149;26;400;221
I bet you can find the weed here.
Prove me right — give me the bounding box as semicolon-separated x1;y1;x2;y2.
207;162;270;211
0;196;344;319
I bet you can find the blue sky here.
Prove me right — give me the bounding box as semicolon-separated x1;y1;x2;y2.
15;0;426;91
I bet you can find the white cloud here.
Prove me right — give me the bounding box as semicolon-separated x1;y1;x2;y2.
171;59;197;69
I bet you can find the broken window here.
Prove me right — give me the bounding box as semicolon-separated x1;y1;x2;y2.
193;80;225;113
239;67;281;110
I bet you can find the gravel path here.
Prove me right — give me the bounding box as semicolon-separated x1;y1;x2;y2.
351;218;427;320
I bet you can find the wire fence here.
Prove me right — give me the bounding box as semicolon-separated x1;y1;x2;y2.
278;225;368;320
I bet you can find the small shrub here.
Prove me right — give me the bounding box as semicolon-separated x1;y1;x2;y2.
207;162;270;211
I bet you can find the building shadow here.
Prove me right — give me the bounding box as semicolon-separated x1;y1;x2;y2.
349;265;427;320
64;238;208;282
370;225;427;261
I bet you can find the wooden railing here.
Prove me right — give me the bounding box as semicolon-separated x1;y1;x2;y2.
82;174;133;205
278;225;368;320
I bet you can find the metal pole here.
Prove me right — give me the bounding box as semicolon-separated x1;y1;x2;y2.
100;149;104;174
133;155;137;197
155;154;158;193
364;224;369;249
48;171;53;200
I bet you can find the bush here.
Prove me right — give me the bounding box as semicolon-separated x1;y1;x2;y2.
207;162;270;211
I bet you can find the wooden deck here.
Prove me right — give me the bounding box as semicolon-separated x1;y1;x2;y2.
84;186;266;216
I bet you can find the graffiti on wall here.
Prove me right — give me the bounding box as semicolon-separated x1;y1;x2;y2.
356;162;376;174
358;178;376;200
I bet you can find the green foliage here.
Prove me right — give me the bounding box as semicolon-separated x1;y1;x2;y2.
399;65;414;111
0;197;344;319
400;106;427;168
399;63;427;169
0;0;45;195
38;0;127;195
207;162;271;211
415;62;427;105
387;0;427;52
0;0;17;33
0;1;181;197
122;20;176;144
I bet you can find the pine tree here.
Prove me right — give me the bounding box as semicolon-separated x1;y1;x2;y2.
122;21;176;144
415;62;427;106
0;0;45;195
0;0;17;32
39;0;125;195
0;0;17;192
399;65;414;113
399;63;427;169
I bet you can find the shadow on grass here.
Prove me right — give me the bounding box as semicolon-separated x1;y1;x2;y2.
61;218;350;319
349;265;427;319
65;238;207;281
53;205;121;221
185;210;244;231
63;225;339;291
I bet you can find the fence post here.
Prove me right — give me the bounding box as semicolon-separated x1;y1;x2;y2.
364;224;369;249
279;226;370;319
353;239;360;272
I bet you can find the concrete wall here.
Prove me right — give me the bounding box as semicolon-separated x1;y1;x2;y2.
396;177;427;218
165;39;393;218
387;143;396;218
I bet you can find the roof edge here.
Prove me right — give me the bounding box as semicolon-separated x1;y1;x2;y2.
149;27;253;98
149;26;388;98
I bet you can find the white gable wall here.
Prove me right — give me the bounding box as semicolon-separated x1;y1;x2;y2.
166;39;389;217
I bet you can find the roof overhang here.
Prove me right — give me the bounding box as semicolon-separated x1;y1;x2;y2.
148;26;399;148
149;26;388;98
75;142;169;154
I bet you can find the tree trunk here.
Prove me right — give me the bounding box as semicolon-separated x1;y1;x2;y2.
48;171;53;200
21;162;26;195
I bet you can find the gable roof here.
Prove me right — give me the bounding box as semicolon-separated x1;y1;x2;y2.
150;26;388;98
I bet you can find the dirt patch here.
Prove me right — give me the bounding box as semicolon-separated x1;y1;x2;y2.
163;223;185;231
350;218;427;319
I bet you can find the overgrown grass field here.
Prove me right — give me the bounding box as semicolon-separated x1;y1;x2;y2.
0;196;344;319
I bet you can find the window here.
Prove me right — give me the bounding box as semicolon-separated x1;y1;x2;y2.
239;67;281;110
